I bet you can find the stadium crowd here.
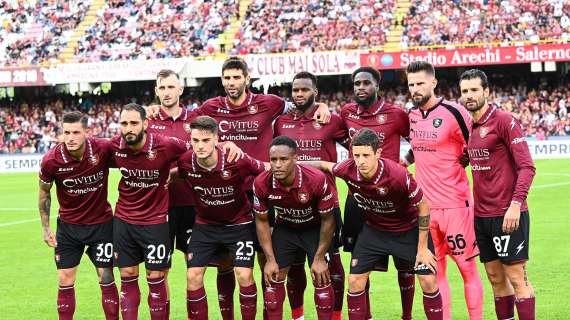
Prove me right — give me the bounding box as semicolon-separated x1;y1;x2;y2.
401;0;570;48
1;81;568;154
1;0;91;66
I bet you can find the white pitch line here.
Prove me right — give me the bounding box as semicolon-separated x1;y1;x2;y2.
532;182;570;189
0;208;35;211
0;215;55;228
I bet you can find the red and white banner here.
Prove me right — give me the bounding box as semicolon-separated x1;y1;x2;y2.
0;67;47;87
244;51;361;78
361;43;570;70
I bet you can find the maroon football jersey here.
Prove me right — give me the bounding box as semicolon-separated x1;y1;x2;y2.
274;108;349;207
177;149;266;225
468;105;535;217
147;106;198;207
340;99;410;162
253;164;335;229
197;92;285;162
39;138;113;225
332;158;423;232
111;133;187;225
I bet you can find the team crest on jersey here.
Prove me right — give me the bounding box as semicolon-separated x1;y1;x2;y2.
147;150;157;160
89;155;99;166
247;104;258;114
298;192;309;203
183;123;192;133
479;127;489;138
377;185;389;195
221;169;232;180
312;121;322;130
433;118;443;128
377;114;386;124
187;252;193;261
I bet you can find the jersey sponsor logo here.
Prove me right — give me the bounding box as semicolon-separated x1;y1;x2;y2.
183;123;192;133
150;124;166;130
512;137;526;145
193;185;234;196
298;154;322;161
353;192;395;212
247;104;258;114
114;152;127;158
468;148;490;158
58;167;74;172
62;170;105;188
282;124;295;129
298;192;309;203
119;168;160;179
296;139;323;149
219;120;260;133
410;129;438;139
479;127;489;138
377;185;389;196
433;118;443;128
274;205;313;218
471;164;492;171
221;169;232;180
377;114;386;124
268;194;282;200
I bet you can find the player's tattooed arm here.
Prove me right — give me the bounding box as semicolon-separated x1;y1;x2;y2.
415;199;436;272
300;161;335;173
39;181;57;247
312;209;335;286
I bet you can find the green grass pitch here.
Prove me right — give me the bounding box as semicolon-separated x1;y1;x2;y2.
0;159;569;319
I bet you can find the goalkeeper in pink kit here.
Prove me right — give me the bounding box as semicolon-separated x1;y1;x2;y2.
403;61;483;319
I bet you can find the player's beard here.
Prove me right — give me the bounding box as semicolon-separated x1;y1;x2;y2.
412;92;431;108
354;93;377;108
294;94;315;112
65;140;85;153
462;96;486;112
122;130;144;146
161;97;179;109
225;82;246;101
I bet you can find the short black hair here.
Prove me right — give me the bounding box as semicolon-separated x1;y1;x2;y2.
351;128;380;152
62;111;88;128
156;69;179;81
270;136;297;153
292;71;317;88
121;103;146;120
406;61;435;77
351;67;381;84
222;57;249;77
190;116;218;134
459;69;489;89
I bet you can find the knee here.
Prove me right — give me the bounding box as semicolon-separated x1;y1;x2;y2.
146;270;166;279
120;267;138;278
58;269;76;286
234;268;254;286
186;269;205;289
486;269;507;289
98;268;115;284
418;275;438;293
348;274;367;293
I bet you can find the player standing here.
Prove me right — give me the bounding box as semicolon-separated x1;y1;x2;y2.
254;136;336;320
197;57;331;319
39;111;119;320
273;71;348;320
110;103;189;320
305;128;443;320
178;116;266;320
405;61;483;319
340;67;415;320
459;69;536;320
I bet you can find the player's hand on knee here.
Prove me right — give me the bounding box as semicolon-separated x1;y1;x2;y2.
264;259;279;287
144;104;160;119
311;257;330;287
43;227;57;247
502;203;521;234
415;248;436;273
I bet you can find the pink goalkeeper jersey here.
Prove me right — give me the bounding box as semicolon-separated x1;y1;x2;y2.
408;98;472;209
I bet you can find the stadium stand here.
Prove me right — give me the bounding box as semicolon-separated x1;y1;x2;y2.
2;81;568;154
400;0;570;48
73;0;238;61
231;0;397;54
1;0;91;66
